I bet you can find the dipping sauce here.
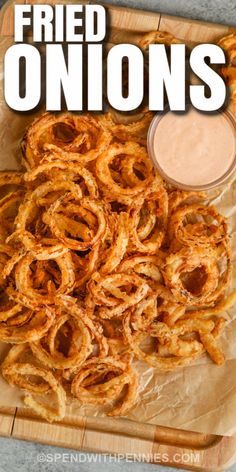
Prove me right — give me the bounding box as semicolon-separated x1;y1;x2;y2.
148;107;236;190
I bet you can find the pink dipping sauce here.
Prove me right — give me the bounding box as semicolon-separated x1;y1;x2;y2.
148;108;236;190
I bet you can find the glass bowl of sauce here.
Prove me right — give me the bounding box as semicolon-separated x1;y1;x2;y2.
147;107;236;191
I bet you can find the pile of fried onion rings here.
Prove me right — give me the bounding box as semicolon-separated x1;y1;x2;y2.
0;33;235;423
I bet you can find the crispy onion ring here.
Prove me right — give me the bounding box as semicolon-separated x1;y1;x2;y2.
221;66;236;102
130;293;161;331
0;172;25;188
88;272;150;319
128;188;168;254
31;312;93;370
131;287;184;330
183;291;236;320
168;190;206;215
131;314;224;366
0;244;16;286
0;307;55;343
0;191;25;216
22;112;112;168
100;212;129;274
139;30;181;51
43;196;107;252
99;111;153;145
163;243;231;306
101;318;125;342
71;357;138;416
0;191;25;242
24;161;99;199
149;318;225;364
123;312;201;371
2;344;66;422
5;309;32;327
95;142;155;204
57;296;109;360
217;35;236;102
169;204;227;247
2;344;50;393
22;366;66;423
1;247;26;281
0;298;23;323
218;34;236;66
14;252;75;307
118;255;164;286
72;245;100;290
13;181;83;259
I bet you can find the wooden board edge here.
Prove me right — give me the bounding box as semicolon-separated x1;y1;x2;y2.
158;13;236;45
9;408;236;471
104;3;160;21
13;407;221;449
0;407;16;438
101;3;236;34
159;13;235;33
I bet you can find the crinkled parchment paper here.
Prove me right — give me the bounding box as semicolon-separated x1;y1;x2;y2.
1;20;236;437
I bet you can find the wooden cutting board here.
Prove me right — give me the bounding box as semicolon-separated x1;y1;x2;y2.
1;1;236;471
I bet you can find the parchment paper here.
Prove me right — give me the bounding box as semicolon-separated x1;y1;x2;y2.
1;21;236;438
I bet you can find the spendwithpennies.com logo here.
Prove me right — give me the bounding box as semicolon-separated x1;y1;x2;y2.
36;452;200;464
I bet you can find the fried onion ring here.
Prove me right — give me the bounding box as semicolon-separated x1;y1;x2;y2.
169;204;227;247
128;188;168;254
0;307;55;343
100;212;129;274
88;272;150;319
99;111;153;145
24;161;99;199
71;357;138;416
14;252;75;307
43;196;107;252
163;243;231;306
218;33;236;66
139;30;181;51
22;112;111;168
123;311;201;371
2;345;66;422
95;142;155;204
31;312;93;370
13;181;83;259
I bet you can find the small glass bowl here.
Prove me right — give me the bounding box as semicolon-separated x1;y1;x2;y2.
147;109;236;191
